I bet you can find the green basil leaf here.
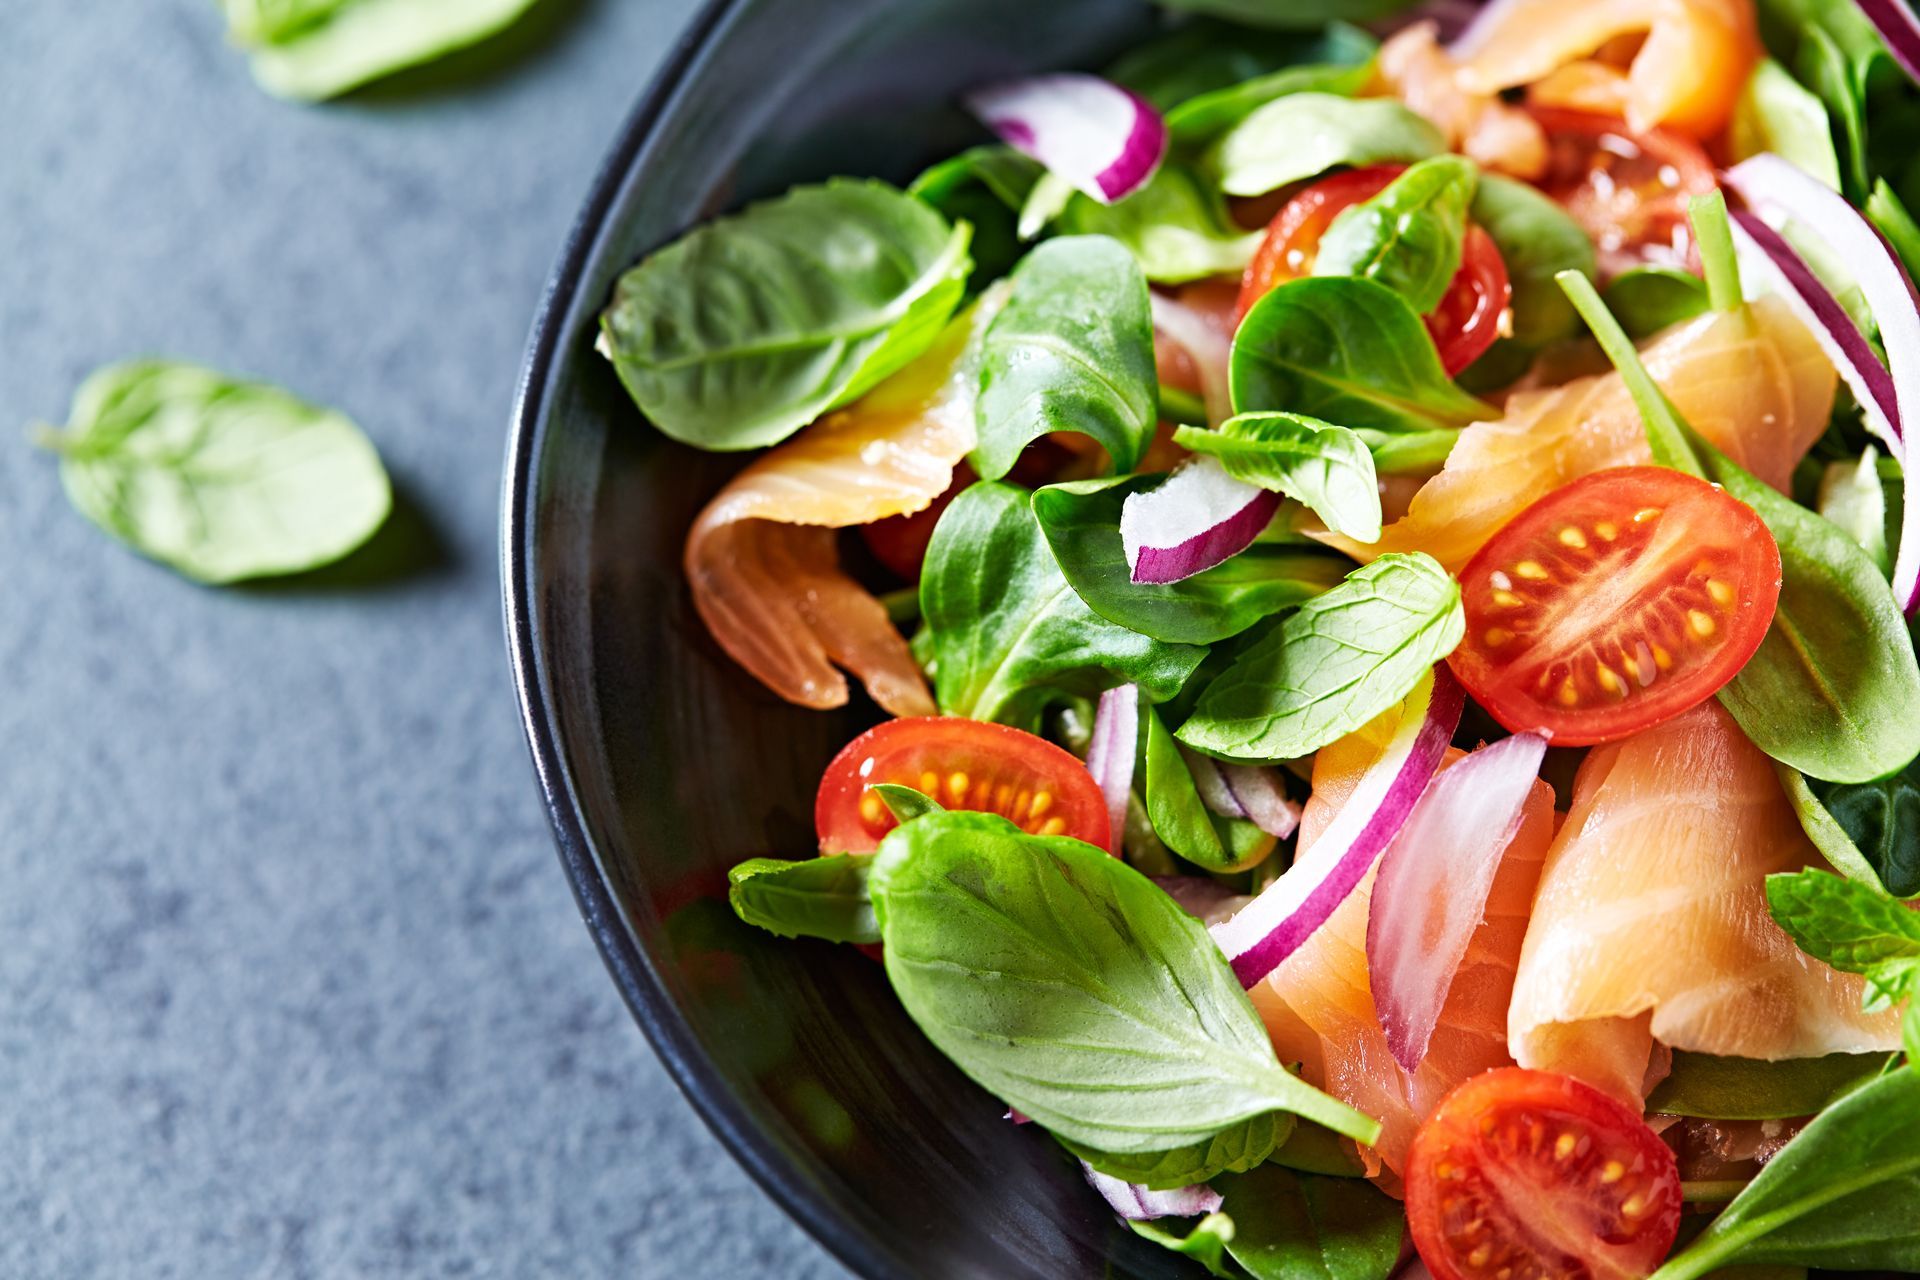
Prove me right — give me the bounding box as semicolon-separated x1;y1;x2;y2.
1105;17;1374;111
1175;412;1382;543
1177;553;1464;762
224;0;542;100
1209;93;1444;198
1166;61;1375;144
869;810;1380;1152
910;145;1045;292
1231;276;1494;433
1214;1164;1404;1280
726;855;879;945
599;179;970;452
1143;707;1275;872
1315;155;1477;315
1032;476;1349;645
972;236;1156;480
40;359;390;583
1648;1068;1920;1280
1469;174;1597;349
921;482;1208;729
1645;1051;1892;1119
1064;1111;1288;1190
1780;764;1915;895
1055;166;1263;284
1731;58;1844;191
1269;1119;1369;1177
1159;0;1423;32
1602;266;1711;338
1817;448;1891;574
1129;1214;1237;1279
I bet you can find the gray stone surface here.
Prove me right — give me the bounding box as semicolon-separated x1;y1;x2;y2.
0;3;851;1276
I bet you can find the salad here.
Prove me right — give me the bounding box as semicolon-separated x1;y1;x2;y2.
596;0;1920;1276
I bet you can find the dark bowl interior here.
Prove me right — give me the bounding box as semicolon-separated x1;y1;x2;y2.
503;1;1218;1276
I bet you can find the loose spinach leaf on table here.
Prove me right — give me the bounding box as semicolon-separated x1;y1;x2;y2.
1166;60;1375;144
1143;707;1275;872
1063;1110;1287;1190
1469;174;1596;350
1032;476;1348;646
1731;57;1844;190
1129;1214;1237;1279
1174;412;1382;543
39;359;391;584
1230;276;1493;434
1105;17;1375;112
1602;266;1710;338
1644;1050;1892;1119
1177;553;1464;762
1315;155;1477;316
1208;93;1443;198
1054;166;1262;284
921;482;1207;728
223;0;544;101
869;810;1380;1154
972;236;1157;480
726;855;879;945
599;179;970;452
909;145;1045;292
1649;1067;1920;1279
1214;1164;1404;1280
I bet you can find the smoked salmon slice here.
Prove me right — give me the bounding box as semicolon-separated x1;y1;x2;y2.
683;304;991;716
1377;23;1548;181
1250;711;1558;1189
1507;700;1905;1107
1324;296;1836;572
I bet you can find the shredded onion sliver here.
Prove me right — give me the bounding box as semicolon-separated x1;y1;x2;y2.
1189;750;1301;839
1086;685;1139;856
1122;456;1280;585
1080;1162;1224;1221
964;73;1167;205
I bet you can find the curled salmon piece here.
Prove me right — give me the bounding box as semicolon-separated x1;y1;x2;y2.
1508;701;1906;1108
1249;713;1557;1190
1454;0;1759;139
684;304;990;716
1326;296;1836;572
1378;23;1547;180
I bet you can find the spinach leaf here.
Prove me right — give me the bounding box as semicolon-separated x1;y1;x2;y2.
1603;266;1710;338
1731;58;1844;191
1470;175;1597;349
726;855;878;945
1315;155;1477;315
921;482;1208;728
1166;61;1375;144
1214;1164;1404;1280
1810;764;1920;897
1648;1065;1920;1279
1269;1119;1368;1177
1781;764;1915;895
1209;93;1444;198
1160;0;1423;31
599;179;970;452
1817;448;1891;573
973;236;1157;480
1177;553;1464;762
910;146;1045;292
223;0;542;101
1230;277;1493;434
1644;1051;1891;1119
1756;0;1909;200
868;810;1381;1153
1174;413;1381;542
1106;17;1375;112
1767;868;1920;1059
39;359;390;583
1032;476;1349;645
1144;707;1276;871
1064;1111;1287;1190
1055;166;1262;284
1129;1214;1237;1278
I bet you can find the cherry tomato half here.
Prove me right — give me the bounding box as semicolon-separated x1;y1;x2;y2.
859;467;973;581
1237;165;1512;374
814;717;1112;854
1406;1068;1683;1280
1528;107;1717;276
1448;467;1781;747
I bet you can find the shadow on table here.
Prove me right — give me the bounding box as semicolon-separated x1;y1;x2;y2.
347;0;600;104
238;481;457;595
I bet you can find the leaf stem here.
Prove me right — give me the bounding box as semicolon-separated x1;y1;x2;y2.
1690;190;1745;312
1555;270;1707;479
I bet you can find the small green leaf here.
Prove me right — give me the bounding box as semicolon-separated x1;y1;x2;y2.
43;359;390;584
1779;764;1912;895
909;145;1046;292
1064;1111;1288;1190
727;855;879;945
1214;1164;1404;1280
1167;60;1376;144
223;0;543;100
1143;706;1274;872
1645;1050;1893;1120
1818;448;1892;574
1175;412;1382;543
1767;868;1920;985
1602;266;1711;338
1129;1214;1237;1278
1810;760;1920;898
1731;58;1843;191
1470;174;1597;349
1268;1119;1368;1177
869;783;944;825
1055;166;1263;284
1315;155;1477;315
1209;93;1443;198
1866;180;1920;282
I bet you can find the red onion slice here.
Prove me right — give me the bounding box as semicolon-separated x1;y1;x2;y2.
964;73;1168;205
1854;0;1920;86
1086;685;1139;856
1366;731;1547;1073
1121;456;1282;585
1081;1162;1224;1221
1187;751;1302;840
1149;292;1233;426
1211;667;1466;988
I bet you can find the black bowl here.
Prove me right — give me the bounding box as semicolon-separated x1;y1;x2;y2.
502;1;1212;1276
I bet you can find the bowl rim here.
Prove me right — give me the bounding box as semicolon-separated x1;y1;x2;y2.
498;3;890;1275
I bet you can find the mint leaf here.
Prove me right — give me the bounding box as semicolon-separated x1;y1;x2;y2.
1766;869;1920;1000
1175;412;1382;543
726;855;878;945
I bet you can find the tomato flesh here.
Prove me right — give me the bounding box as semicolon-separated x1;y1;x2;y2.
1407;1068;1683;1280
814;717;1112;854
1238;165;1511;374
1448;467;1780;747
1529;108;1717;276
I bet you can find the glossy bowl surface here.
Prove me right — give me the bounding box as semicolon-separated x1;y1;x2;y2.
501;1;1199;1276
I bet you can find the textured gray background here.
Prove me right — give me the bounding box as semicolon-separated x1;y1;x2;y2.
1;2;851;1276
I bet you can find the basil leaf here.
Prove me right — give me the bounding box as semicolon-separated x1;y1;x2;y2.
1464;173;1597;350
1055;166;1263;283
1209;93;1444;198
1143;707;1275;872
1129;1214;1237;1278
910;146;1045;292
1645;1051;1892;1119
1603;266;1711;338
1781;764;1914;895
921;482;1208;729
1064;1111;1287;1190
726;855;878;945
869;810;1380;1152
1106;17;1374;111
599;179;970;452
1032;476;1349;645
972;236;1156;481
1159;0;1424;32
1648;1069;1920;1279
1174;412;1382;543
1177;553;1464;762
224;0;542;100
1214;1164;1404;1280
1315;155;1476;315
1231;276;1494;434
1166;61;1375;144
39;360;390;583
1731;58;1844;191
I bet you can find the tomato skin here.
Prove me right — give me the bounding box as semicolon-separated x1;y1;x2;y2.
859;468;971;581
814;717;1112;854
1528;108;1717;276
1407;1068;1682;1280
1448;467;1780;747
